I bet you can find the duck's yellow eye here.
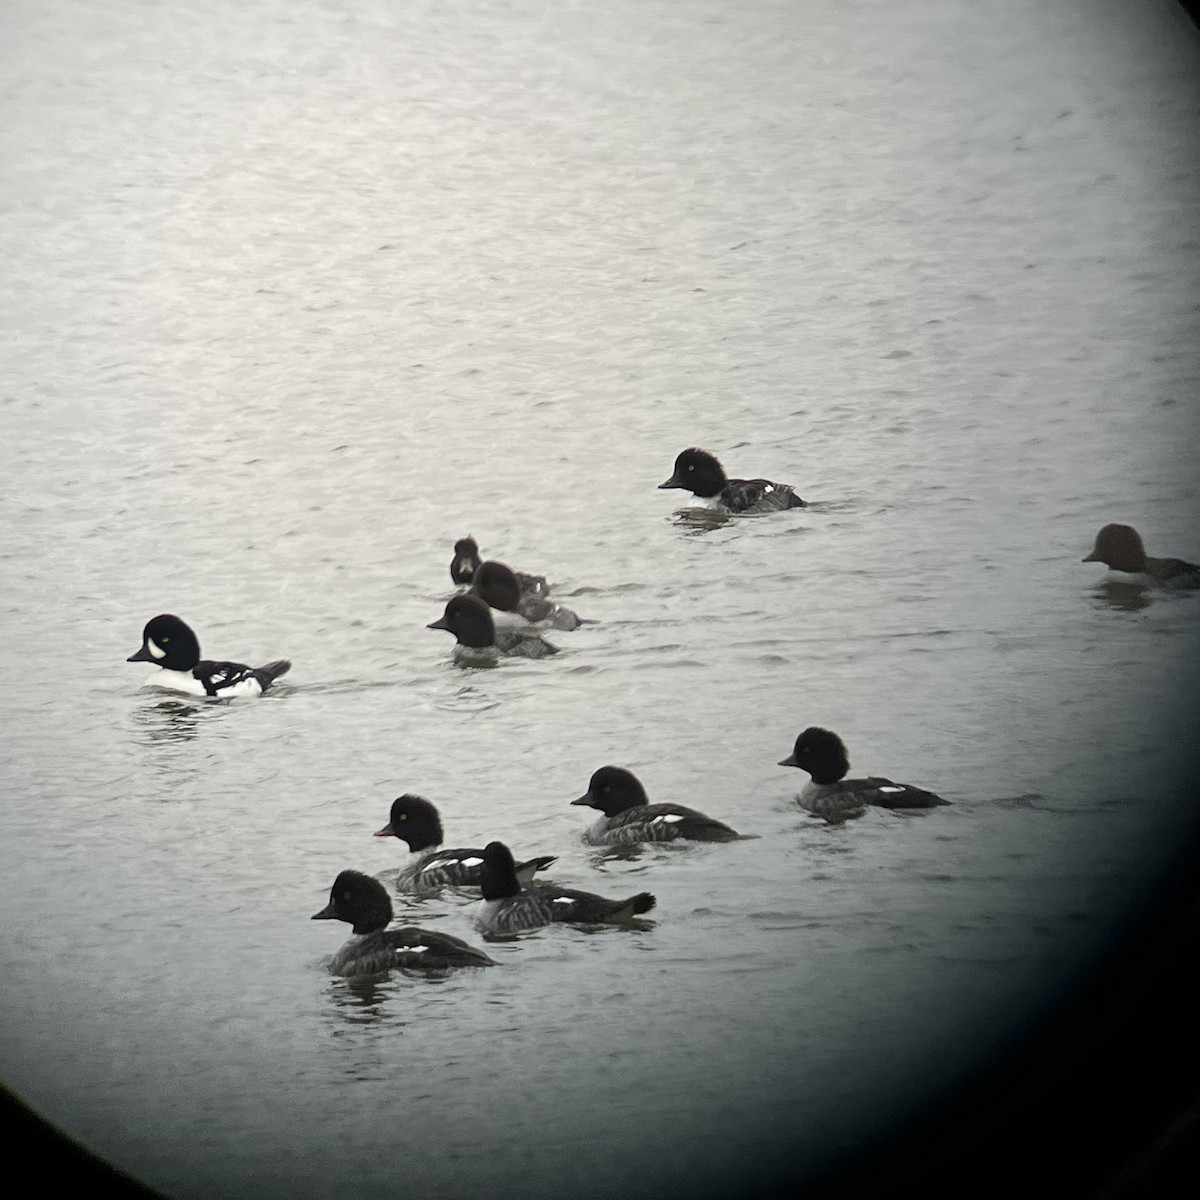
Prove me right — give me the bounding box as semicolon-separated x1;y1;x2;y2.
162;637;170;643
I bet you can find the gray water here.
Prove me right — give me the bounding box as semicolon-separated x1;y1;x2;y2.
2;0;1199;1197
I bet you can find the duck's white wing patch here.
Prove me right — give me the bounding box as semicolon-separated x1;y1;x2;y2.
201;663;263;695
210;677;264;699
651;813;685;824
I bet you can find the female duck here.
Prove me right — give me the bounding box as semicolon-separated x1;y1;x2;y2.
473;842;655;936
312;870;495;975
659;447;806;514
427;594;559;664
571;766;741;845
1082;524;1200;588
471;561;591;631
778;727;948;821
374;794;556;895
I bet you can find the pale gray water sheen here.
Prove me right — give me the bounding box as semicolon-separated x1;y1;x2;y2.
2;0;1199;1197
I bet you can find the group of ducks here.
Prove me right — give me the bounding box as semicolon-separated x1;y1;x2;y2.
422;447;808;662
125;448;1200;976
303;724;953;976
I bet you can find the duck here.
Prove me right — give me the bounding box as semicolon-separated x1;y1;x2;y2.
658;447;806;513
373;794;557;894
450;536;549;597
311;870;495;975
778;727;948;820
427;594;559;664
1082;524;1200;588
472;841;655;936
471;560;591;631
571;766;741;845
126;614;291;698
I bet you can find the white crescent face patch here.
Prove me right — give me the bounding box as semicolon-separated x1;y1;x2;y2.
147;639;166;660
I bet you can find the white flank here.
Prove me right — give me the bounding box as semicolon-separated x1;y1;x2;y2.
210;678;263;699
144;670;262;699
144;669;207;697
489;609;529;629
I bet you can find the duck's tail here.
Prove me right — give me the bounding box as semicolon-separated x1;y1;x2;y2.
513;855;558;886
253;660;292;690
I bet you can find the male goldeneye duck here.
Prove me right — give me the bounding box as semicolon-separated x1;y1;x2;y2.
374;794;557;894
451;536;549;597
472;841;655;936
571;766;741;845
427;594;559;664
658;447;806;513
126;614;291;698
1082;524;1200;588
778;727;948;820
312;870;495;976
471;560;591;632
